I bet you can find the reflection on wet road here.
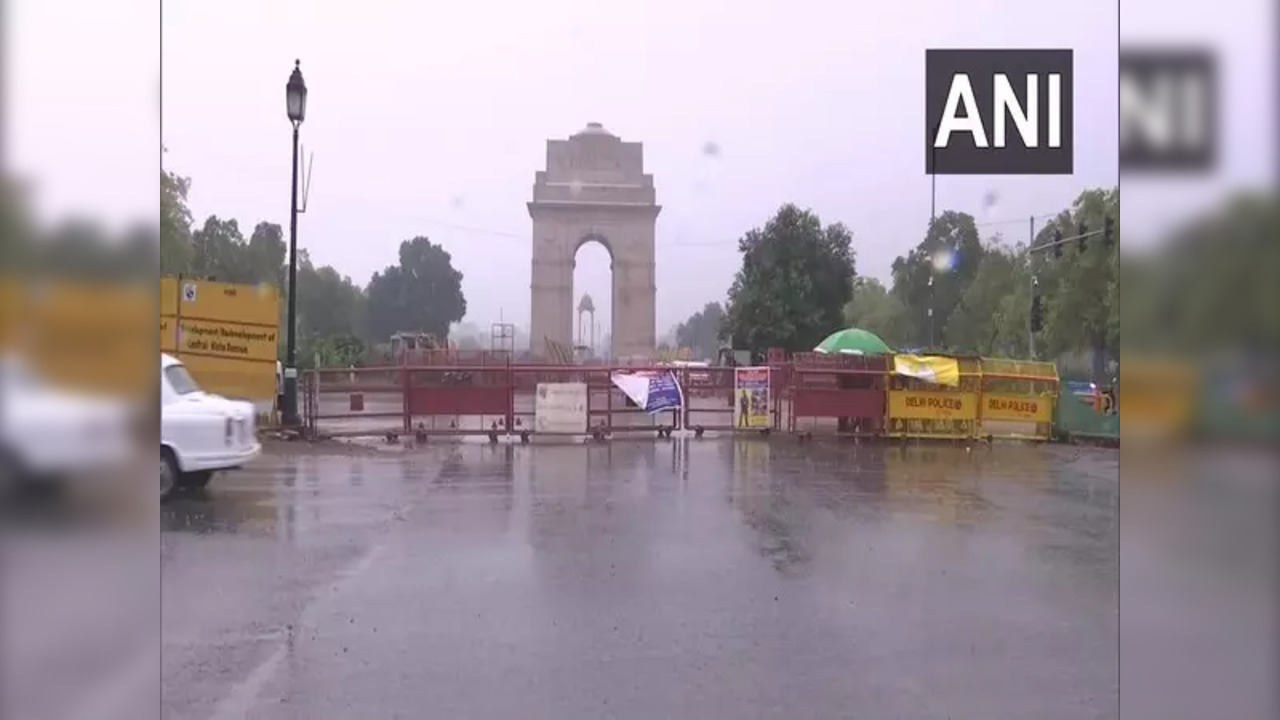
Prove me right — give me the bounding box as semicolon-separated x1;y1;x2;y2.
162;440;1118;720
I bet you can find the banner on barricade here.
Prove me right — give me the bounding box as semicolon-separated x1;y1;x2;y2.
610;369;685;415
893;354;961;387
535;382;588;433
733;366;771;428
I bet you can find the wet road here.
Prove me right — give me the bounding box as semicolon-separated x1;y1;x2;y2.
162;440;1119;719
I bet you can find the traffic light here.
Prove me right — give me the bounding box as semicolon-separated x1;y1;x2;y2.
1053;229;1063;258
1103;216;1114;247
1030;294;1043;333
1077;222;1088;252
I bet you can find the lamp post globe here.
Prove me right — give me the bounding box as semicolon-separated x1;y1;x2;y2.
286;59;307;124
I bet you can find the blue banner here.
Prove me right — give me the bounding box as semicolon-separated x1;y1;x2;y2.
610;370;685;415
643;370;684;414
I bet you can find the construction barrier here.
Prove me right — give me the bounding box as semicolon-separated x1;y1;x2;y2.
296;353;1124;445
1118;358;1196;442
303;362;688;442
683;366;752;432
1054;384;1119;443
884;356;981;440
788;353;887;436
977;358;1059;441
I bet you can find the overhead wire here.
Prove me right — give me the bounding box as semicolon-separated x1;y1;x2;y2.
414;210;1068;249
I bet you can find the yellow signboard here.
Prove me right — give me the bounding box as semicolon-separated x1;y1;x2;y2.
981;393;1054;423
175;278;279;325
0;277;279;400
160;277;178;318
887;390;978;421
178;352;278;402
174;319;277;362
160;278;280;401
160;316;176;352
0;278;155;395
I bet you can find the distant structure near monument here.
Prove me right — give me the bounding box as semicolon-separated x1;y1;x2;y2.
528;122;660;361
576;293;597;356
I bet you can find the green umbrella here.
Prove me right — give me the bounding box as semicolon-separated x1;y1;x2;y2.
814;327;893;355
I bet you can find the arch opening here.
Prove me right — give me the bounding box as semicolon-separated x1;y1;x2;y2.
572;236;612;361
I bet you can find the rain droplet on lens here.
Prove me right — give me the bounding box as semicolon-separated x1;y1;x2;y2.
702;141;721;158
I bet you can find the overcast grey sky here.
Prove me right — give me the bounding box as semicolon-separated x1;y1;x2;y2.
10;0;1271;339
155;0;1124;337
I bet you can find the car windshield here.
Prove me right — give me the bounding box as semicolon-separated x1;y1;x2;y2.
164;363;201;395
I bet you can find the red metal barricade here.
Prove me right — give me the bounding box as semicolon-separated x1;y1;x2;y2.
680;365;784;432
681;366;738;431
404;364;512;436
304;361;688;440
303;365;409;438
788;353;888;436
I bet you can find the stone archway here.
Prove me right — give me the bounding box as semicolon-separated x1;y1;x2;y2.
528;122;660;361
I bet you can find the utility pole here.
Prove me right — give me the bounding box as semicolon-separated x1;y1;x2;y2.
927;275;934;349
1028;215;1037;360
927;119;937;351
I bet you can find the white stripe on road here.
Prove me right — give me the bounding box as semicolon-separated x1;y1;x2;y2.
206;542;387;720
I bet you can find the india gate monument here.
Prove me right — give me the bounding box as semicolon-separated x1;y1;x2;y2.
528;122;660;360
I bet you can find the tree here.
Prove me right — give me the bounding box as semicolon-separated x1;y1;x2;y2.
246;222;287;286
721;204;856;354
946;241;1032;356
674;301;726;360
190;215;253;282
1035;187;1118;378
842;277;910;349
1124;191;1277;356
160;155;193;276
364;236;467;343
889;210;986;350
295;251;367;361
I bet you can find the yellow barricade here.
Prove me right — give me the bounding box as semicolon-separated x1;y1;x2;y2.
977;357;1059;441
885;356;982;439
1118;357;1197;442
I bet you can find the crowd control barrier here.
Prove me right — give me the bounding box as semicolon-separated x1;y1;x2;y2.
788;353;887;436
976;358;1059;441
884;356;981;440
298;352;1113;445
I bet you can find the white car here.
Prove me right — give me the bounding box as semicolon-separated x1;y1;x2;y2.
0;353;136;496
160;353;261;500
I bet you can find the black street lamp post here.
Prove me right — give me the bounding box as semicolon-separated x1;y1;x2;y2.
283;60;307;427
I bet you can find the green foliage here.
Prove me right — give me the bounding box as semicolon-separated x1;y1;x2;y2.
947;241;1031;357
295;253;367;363
1035;187;1119;376
310;334;367;368
722;204;856;354
842;278;910;349
674;301;726;360
364;236;467;343
159;157;469;365
160;167;193;275
875;189;1125;373
890;210;986;349
37;219;155;280
1123;192;1278;356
